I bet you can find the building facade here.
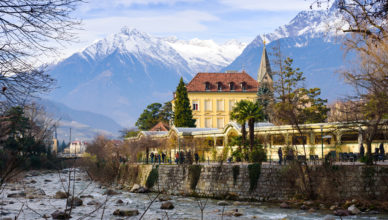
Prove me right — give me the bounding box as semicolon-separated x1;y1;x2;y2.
173;46;272;129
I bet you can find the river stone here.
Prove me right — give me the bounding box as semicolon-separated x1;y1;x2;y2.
51;210;71;219
104;189;120;196
87;200;101;206
34;189;46;196
308;208;316;212
329;205;337;210
159;195;171;201
130;184;140;192
30;179;37;184
160;201;174;209
44;179;52;183
304;201;314;206
137;187;148;193
67;197;83;207
348;204;361;215
280;202;290;209
217;201;229;206
80;195;94;199
30;171;40;176
116;199;124;204
234;212;243;217
300;205;308;210
334;209;350;216
54;191;68;199
7;192;26;198
113;209;139;217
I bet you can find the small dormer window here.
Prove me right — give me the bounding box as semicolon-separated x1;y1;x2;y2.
241;82;246;91
229;82;235;91
205;82;210;91
217;82;222;91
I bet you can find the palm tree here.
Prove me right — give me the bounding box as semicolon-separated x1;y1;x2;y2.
244;101;265;152
230;100;249;148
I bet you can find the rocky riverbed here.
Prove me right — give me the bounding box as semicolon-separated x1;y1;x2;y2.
0;169;387;219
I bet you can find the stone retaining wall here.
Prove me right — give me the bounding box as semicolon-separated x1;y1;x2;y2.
120;164;388;201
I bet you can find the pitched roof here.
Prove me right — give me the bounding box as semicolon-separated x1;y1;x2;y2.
150;121;170;131
186;71;259;92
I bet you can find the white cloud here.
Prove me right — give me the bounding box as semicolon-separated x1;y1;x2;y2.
219;0;312;11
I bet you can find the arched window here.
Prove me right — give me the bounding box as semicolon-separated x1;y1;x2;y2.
217;82;222;91
205;82;210;91
229;82;235;91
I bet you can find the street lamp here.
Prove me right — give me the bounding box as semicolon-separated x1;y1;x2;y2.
320;125;324;160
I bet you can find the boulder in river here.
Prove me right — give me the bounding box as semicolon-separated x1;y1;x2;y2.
159;195;171;201
113;209;139;217
217;201;229;206
54;191;69;199
116;199;124;204
51;210;71;219
348;204;361;215
87;200;101;206
334;209;350;216
130;184;140;192
66;197;83;207
80;195;94;199
160;201;174;209
103;189;120;196
280;202;290;209
7;192;26;198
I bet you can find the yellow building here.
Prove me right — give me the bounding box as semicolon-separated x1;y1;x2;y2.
179;46;272;128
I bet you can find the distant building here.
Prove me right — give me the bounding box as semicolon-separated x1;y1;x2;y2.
51;138;58;154
69;141;87;154
172;46;272;128
150;121;170;131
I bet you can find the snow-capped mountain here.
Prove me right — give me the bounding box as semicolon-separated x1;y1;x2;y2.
260;2;344;44
47;28;246;128
224;4;351;102
165;37;247;72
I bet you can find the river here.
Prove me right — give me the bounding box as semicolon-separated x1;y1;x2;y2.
0;169;386;219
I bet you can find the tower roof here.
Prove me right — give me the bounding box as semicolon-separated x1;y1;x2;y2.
257;45;272;83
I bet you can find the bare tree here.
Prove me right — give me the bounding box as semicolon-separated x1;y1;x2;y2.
313;0;388;164
0;0;82;110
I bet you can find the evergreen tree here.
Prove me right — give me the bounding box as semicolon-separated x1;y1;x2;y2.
60;140;67;152
174;77;195;127
257;84;272;121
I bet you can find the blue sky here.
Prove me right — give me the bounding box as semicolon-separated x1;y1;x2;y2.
57;0;314;59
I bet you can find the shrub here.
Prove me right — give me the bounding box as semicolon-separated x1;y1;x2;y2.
249;145;266;163
188;165;202;190
248;163;261;191
145;167;159;189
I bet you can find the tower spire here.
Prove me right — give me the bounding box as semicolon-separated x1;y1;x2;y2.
257;42;272;84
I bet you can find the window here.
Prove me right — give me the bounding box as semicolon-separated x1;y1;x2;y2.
205;100;212;111
229;100;236;111
192;100;199;111
241;82;246;91
205;82;211;91
217;100;224;111
229;82;235;91
217;118;224;129
217;82;222;91
205;118;212;128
